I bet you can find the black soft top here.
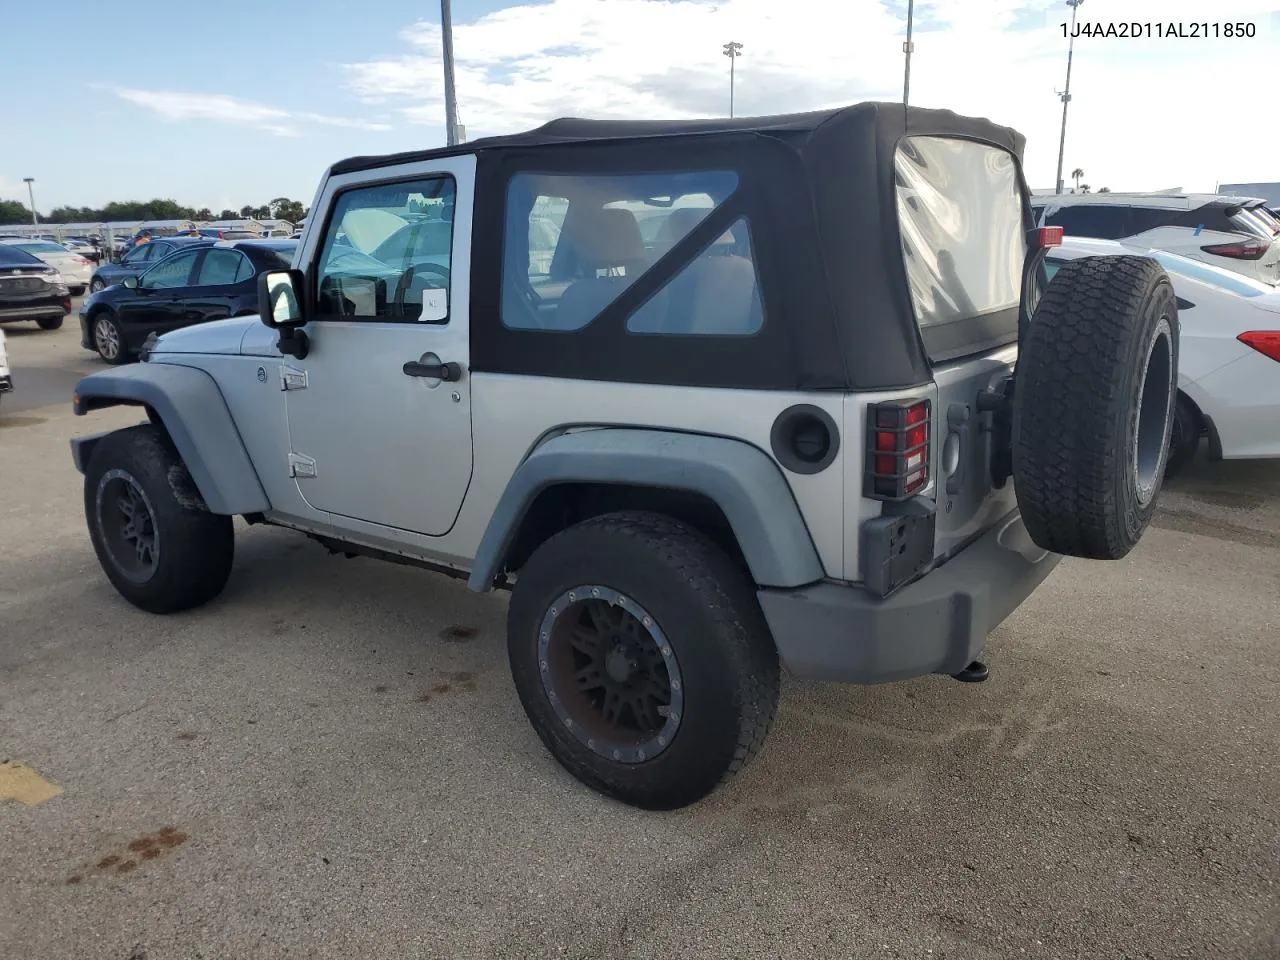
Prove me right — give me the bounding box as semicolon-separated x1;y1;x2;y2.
330;102;1025;177
330;103;1031;392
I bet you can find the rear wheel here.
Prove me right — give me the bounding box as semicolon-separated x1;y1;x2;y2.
84;425;234;614
36;315;63;330
1013;255;1179;560
507;511;780;810
70;285;86;297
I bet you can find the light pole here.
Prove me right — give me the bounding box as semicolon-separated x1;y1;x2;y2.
440;0;460;146
23;177;37;225
903;0;915;107
1054;0;1083;195
723;41;743;118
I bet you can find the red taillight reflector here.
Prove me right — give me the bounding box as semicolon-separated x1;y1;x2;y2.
865;399;932;500
1201;240;1270;261
1038;226;1064;248
1238;331;1280;362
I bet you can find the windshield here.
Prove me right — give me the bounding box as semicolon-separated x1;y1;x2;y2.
0;245;47;266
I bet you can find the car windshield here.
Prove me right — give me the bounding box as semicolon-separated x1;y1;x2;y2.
0;245;47;266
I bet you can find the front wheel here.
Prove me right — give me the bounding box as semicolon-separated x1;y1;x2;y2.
84;425;234;614
1164;394;1201;479
89;278;106;294
91;312;128;364
507;511;780;810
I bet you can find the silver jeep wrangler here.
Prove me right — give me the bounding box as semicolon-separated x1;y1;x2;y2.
70;103;1179;810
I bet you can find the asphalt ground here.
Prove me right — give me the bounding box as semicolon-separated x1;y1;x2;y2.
1;308;1277;960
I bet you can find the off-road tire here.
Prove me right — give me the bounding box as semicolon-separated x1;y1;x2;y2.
84;424;234;614
1164;393;1202;479
507;510;780;810
36;315;63;330
1013;255;1179;560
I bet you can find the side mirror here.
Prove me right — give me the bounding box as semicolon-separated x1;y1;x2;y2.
257;268;310;360
257;269;306;328
123;276;139;289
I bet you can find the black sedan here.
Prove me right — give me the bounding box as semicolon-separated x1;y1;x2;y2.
0;244;72;331
88;236;215;293
79;240;297;363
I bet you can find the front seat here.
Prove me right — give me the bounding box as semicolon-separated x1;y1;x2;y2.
552;207;650;331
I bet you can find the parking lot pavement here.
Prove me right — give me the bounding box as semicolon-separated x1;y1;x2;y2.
1;320;1277;960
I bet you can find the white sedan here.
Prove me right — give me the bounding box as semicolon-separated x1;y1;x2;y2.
1046;237;1280;473
0;238;93;294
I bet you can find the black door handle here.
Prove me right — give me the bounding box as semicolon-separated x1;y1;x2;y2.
403;359;462;381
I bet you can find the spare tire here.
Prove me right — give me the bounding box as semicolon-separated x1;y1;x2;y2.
1012;255;1179;560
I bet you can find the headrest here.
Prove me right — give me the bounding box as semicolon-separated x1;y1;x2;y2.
657;207;735;248
566;207;645;268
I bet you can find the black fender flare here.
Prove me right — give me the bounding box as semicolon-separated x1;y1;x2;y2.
70;362;269;516
467;428;825;592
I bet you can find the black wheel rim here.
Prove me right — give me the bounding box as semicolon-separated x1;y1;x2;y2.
1133;314;1175;506
537;586;684;765
96;468;159;583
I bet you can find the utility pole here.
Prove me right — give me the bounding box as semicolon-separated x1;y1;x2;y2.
440;0;460;146
903;0;915;107
723;41;743;118
1054;0;1084;195
23;177;37;225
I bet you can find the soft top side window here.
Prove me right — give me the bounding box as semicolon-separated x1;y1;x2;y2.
501;169;739;333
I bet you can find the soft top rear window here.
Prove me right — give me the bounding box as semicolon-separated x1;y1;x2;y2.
895;136;1026;364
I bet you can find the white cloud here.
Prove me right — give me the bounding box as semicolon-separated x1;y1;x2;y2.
113;88;392;137
341;0;1280;191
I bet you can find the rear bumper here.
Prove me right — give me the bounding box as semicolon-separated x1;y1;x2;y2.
0;301;68;322
758;510;1061;684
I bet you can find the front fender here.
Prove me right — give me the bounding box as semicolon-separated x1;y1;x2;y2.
71;362;269;516
467;428;825;592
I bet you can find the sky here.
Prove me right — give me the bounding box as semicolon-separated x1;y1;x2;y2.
1;0;1278;217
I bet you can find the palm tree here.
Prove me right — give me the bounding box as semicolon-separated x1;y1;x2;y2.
1071;168;1084;192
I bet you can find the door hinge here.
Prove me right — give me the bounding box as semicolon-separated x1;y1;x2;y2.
280;365;308;391
288;453;317;479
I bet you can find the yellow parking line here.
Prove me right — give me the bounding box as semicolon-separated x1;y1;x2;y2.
0;761;63;806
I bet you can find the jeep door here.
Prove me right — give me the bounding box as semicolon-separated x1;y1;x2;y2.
281;158;474;536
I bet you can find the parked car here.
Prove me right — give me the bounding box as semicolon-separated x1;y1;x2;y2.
1046;236;1280;473
1032;193;1280;286
0;237;92;294
61;238;103;264
0;327;11;406
80;239;297;363
69;102;1179;810
0;243;71;330
88;236;214;293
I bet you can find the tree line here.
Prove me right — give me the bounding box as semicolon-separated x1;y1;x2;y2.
0;197;309;226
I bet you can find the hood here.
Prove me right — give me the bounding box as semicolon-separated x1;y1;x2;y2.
152;316;265;356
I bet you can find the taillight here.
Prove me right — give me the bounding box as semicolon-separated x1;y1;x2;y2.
1201;239;1270;260
1238;331;1280;363
865;399;931;500
1037;226;1063;248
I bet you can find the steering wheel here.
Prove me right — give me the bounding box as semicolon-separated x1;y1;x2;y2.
392;262;451;317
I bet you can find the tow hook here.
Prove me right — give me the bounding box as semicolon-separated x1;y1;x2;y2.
951;660;990;683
